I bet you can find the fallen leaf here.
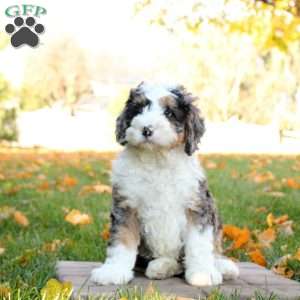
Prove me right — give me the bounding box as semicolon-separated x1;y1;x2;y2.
0;284;11;298
101;223;110;241
61;175;78;187
38;181;50;191
278;220;294;236
255;207;267;213
223;225;250;249
294;248;300;261
231;170;239;179
248;249;267;266
0;247;5;255
79;183;112;196
249;171;275;183
42;240;63;252
0;206;15;221
64;209;92;225
205;160;217;169
272;255;294;278
267;213;289;227
285;178;300;189
257;228;276;248
94;184;112;194
13;211;29;227
41;278;73;300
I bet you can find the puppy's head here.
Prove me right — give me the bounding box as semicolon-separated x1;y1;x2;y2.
116;82;205;155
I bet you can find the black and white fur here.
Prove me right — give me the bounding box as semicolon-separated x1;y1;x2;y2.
91;82;239;286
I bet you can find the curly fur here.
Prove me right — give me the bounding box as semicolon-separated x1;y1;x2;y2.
91;82;239;286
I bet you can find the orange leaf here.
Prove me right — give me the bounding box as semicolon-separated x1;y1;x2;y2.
13;211;29;227
267;213;289;227
249;249;266;267
62;175;78;187
286;178;300;189
38;181;50;191
257;228;276;248
64;209;92;225
101;223;110;240
223;225;250;249
275;214;289;224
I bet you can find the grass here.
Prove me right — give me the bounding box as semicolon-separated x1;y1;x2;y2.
0;149;299;299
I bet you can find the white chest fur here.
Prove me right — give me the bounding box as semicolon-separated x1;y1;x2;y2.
111;147;205;259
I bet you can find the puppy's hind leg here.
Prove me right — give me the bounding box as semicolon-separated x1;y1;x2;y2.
145;257;183;279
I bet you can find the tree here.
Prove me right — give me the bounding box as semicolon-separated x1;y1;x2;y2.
20;37;91;110
133;0;300;129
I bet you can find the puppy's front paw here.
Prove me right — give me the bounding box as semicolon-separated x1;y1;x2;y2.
215;257;239;280
90;264;133;285
185;266;222;287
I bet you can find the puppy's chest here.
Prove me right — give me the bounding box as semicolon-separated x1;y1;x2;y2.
120;164;198;257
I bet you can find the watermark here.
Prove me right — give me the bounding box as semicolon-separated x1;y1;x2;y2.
4;4;46;48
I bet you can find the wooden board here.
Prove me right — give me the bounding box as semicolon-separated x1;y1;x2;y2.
56;261;300;299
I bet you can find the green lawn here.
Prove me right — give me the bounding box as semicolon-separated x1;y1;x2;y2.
0;150;299;300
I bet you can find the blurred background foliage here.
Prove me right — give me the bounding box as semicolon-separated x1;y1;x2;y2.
134;0;300;130
1;0;300;141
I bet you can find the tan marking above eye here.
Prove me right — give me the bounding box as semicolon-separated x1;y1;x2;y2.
159;96;177;108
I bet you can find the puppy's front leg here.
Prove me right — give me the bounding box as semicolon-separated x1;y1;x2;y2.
184;180;223;287
185;225;222;286
91;188;140;285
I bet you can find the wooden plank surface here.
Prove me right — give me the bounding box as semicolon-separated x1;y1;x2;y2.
56;261;300;299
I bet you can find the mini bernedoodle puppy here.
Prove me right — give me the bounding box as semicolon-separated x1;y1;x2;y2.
91;82;239;286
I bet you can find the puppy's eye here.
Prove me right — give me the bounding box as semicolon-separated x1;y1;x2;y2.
164;107;174;118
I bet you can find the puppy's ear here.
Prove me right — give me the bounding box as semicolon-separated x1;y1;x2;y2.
115;84;146;145
171;86;205;155
184;104;205;155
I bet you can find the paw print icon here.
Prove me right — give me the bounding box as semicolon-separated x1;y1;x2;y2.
5;16;45;48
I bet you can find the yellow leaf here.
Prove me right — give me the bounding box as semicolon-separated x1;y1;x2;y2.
64;209;92;225
0;284;11;298
294;248;300;261
255;206;267;213
41;278;73;300
249;249;267;267
0;205;15;221
267;213;289;227
79;183;112;196
93;184;112;194
0;247;5;255
13;211;29;227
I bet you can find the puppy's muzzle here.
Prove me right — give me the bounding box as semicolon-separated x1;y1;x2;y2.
142;126;153;138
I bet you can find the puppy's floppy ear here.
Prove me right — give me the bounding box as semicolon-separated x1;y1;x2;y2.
115;83;146;145
184;104;205;155
171;85;205;155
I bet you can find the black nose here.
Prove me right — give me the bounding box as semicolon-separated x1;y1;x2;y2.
142;126;153;137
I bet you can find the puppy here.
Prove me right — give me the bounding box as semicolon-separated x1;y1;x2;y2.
91;82;239;286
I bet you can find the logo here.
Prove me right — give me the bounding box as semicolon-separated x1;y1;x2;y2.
4;5;46;48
